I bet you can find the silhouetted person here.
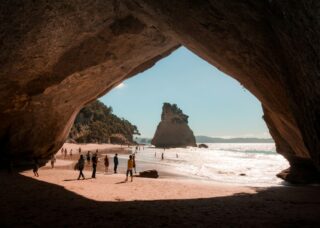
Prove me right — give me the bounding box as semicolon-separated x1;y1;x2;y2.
104;155;109;173
78;147;81;155
61;148;64;155
113;154;119;173
125;155;134;182
50;155;56;168
77;155;85;180
69;149;73;157
33;159;39;177
161;152;164;160
91;153;98;178
64;148;67;158
132;154;136;174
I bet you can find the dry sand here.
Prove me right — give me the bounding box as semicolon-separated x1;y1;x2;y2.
22;169;256;202
1;143;320;227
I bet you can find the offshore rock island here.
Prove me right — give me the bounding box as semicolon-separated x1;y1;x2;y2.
152;103;196;148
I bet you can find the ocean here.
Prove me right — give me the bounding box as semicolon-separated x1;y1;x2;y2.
120;143;289;187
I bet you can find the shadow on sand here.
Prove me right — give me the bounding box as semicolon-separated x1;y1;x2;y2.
64;178;93;181
1;172;320;227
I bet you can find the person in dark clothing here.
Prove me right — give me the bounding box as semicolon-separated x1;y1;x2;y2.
33;159;39;177
132;154;137;174
104;155;109;173
113;154;119;173
77;155;85;180
91;153;98;178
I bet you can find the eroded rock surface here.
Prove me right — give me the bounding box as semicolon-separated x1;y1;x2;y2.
152;103;196;148
0;1;319;183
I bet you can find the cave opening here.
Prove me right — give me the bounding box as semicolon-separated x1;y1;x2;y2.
67;46;288;187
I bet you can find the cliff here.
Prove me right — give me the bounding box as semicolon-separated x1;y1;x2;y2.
69;100;139;144
152;103;196;148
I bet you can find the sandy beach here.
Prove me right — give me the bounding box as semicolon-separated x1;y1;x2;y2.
1;143;320;227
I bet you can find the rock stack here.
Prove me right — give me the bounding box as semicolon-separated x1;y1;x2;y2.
151;103;196;148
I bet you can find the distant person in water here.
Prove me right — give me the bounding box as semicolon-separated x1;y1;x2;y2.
33;159;39;177
132;154;136;173
77;155;85;180
125;155;134;182
86;151;91;163
104;155;109;173
113;154;119;173
50;155;56;168
91;153;98;178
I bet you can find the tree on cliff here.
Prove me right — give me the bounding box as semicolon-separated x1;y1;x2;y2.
69;100;139;143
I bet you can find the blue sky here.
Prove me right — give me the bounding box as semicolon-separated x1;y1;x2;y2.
100;47;270;138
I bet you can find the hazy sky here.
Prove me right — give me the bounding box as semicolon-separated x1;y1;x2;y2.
100;47;270;138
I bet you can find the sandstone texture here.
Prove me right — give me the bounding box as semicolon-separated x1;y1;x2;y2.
0;1;319;183
152;103;196;148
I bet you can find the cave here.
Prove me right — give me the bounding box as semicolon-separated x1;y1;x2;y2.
1;1;320;184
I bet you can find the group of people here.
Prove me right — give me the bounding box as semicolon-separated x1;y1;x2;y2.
61;147;73;158
76;152;136;182
77;151;99;180
32;147;137;182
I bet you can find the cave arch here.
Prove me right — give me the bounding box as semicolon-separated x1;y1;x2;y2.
0;1;319;183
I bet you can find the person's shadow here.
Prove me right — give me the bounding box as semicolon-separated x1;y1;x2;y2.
115;180;127;184
64;178;93;181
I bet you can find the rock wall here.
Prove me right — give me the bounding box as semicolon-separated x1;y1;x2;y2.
152;103;196;148
0;0;179;166
0;1;319;183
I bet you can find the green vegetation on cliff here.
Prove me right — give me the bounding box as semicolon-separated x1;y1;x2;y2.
69;100;139;143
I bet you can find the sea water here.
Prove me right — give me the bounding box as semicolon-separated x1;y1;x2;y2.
122;143;289;187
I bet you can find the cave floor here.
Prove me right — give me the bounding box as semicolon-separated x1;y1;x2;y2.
1;169;320;227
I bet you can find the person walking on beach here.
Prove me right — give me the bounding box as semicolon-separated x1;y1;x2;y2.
91;153;98;178
104;155;109;173
77;155;85;180
50;155;56;168
132;154;137;174
113;154;119;173
70;149;73;158
125;155;134;182
61;148;64;155
78;147;81;155
161;152;164;160
64;148;67;158
33;159;39;177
